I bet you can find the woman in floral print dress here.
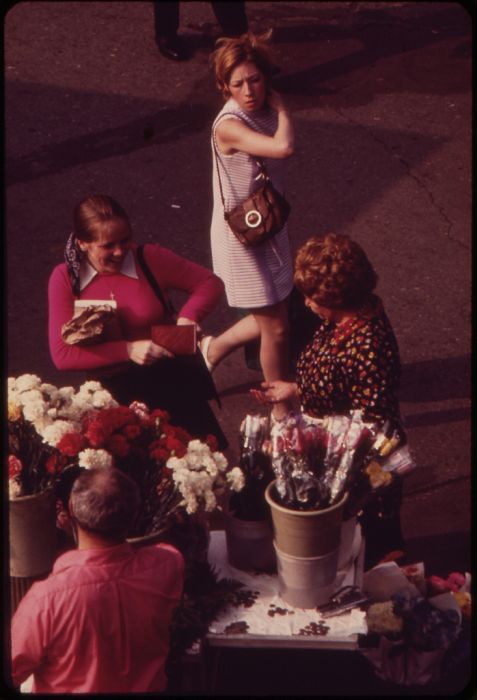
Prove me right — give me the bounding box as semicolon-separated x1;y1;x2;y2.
253;233;406;568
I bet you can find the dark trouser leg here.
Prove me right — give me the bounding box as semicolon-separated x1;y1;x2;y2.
94;361;227;451
210;1;248;37
153;1;180;41
358;477;405;570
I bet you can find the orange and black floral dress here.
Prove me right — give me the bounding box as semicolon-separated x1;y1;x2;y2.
296;295;403;431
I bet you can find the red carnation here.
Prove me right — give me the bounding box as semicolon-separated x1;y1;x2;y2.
165;435;187;457
123;424;142;440
106;434;130;458
85;421;108;447
150;408;171;425
150;446;171;462
205;434;218;452
174;426;192;445
46;453;68;475
91;407;134;435
107;406;137;430
57;432;87;457
8;455;22;478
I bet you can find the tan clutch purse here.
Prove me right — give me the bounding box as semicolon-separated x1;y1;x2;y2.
151;324;197;355
61;304;118;346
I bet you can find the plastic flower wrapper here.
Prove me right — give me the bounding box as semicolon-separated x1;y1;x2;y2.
392;590;462;652
426;572;471;620
269;413;328;509
228;414;274;520
326;411;375;505
261;409;416;512
361;564;469;687
344;420;415;518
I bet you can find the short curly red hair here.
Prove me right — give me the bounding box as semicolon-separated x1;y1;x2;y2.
294;233;378;309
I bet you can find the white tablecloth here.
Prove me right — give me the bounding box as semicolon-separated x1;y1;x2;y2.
207;527;367;646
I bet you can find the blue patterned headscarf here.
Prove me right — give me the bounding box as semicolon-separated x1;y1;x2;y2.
64;232;82;297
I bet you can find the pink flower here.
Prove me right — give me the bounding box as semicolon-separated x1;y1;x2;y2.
428;575;451;594
8;455;22;478
447;572;466;590
129;401;150;420
290;427;306;455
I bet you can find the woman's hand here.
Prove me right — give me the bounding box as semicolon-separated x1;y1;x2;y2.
176;317;202;333
267;89;288;114
216;92;293;159
126;339;173;365
251;380;298;405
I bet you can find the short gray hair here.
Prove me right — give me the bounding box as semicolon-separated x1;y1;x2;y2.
70;467;140;539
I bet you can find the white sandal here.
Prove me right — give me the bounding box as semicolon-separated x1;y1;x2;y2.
199;335;215;373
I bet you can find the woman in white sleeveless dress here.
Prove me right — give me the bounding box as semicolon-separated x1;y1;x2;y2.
201;32;294;420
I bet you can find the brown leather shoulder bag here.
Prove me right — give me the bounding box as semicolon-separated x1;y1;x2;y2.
213;115;290;247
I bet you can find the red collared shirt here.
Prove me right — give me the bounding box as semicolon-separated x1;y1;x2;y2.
11;542;184;694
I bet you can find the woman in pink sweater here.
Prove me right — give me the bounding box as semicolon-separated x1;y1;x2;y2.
49;194;227;448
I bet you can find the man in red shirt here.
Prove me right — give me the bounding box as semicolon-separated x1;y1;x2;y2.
10;467;184;693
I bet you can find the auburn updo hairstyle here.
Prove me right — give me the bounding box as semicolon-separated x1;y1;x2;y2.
294;233;378;310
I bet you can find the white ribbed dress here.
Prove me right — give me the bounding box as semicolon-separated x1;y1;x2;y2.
210;98;293;309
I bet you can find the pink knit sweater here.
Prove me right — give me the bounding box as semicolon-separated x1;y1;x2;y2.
48;243;224;371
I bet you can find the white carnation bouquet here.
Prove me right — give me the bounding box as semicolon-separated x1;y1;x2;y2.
167;439;244;515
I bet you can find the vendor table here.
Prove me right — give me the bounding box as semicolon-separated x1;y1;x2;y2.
203;527;367;692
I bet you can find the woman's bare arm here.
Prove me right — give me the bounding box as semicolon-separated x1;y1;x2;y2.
216;91;294;158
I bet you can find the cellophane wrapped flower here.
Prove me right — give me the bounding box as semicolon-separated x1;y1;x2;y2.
228;414;275;520
392;591;462;651
264;410;416;511
361;565;470;686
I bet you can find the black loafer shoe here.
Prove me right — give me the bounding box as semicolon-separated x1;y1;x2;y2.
157;35;188;61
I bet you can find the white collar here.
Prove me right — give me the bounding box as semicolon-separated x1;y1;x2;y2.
79;249;138;291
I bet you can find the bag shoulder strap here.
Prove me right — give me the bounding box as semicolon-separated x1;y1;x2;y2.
136;245;176;321
212;112;268;215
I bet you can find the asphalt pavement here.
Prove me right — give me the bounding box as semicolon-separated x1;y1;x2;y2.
4;2;472;695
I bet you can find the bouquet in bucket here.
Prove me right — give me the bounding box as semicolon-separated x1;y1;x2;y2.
7;375;244;539
227;414;275;521
7;375;119;499
263;410;416;513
